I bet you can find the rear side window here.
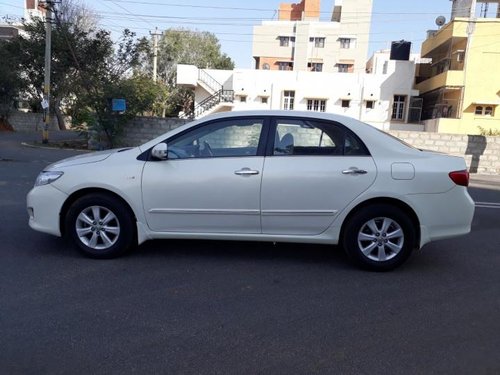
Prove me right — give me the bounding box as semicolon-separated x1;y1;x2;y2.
273;119;369;156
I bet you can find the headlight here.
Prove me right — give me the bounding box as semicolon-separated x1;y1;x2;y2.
35;171;64;187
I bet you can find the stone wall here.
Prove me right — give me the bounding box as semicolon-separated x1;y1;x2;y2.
8;112;60;132
6;111;499;174
389;131;500;175
120;116;188;146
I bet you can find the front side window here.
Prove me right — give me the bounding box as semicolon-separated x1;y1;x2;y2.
167;119;263;159
273;119;369;156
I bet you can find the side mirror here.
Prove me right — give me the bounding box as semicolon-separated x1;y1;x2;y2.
151;143;168;160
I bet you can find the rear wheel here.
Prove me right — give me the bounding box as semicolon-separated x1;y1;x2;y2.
65;193;135;258
342;204;415;271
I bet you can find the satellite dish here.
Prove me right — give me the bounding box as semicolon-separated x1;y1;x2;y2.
262;63;270;70
435;16;446;27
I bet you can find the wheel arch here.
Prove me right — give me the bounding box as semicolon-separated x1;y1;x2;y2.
59;188;137;237
339;197;421;249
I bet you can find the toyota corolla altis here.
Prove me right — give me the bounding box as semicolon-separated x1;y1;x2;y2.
27;111;475;270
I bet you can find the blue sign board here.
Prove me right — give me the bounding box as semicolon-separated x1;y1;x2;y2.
111;98;126;112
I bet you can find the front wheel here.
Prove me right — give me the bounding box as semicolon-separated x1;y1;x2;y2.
65;193;136;258
342;204;416;271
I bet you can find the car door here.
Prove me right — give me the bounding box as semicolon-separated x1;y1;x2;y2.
261;117;377;235
142;117;267;233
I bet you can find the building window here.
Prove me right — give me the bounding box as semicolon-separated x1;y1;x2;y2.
366;100;375;109
283;91;295;110
306;99;326;112
309;37;325;48
339;38;352;49
337;64;352;73
261;97;268;104
278;61;293;71
341;100;350;108
475;105;495;116
307;62;323;72
382;61;388;74
392;95;407;120
279;36;294;47
239;95;247;103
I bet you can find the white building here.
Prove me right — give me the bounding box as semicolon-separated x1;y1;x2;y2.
253;0;373;74
177;50;422;130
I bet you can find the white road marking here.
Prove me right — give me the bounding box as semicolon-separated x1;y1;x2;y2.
475;202;500;209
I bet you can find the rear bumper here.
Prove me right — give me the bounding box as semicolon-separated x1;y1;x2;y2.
27;184;68;237
409;186;475;247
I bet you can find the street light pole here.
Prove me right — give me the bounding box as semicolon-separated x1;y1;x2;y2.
42;1;53;144
150;27;162;83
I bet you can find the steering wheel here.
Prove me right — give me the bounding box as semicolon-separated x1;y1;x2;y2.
203;141;214;157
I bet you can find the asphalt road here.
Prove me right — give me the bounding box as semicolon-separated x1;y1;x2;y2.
1;131;499;374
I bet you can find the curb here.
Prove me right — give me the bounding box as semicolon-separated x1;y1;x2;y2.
21;141;89;152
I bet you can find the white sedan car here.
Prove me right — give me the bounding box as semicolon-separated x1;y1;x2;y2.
27;111;474;271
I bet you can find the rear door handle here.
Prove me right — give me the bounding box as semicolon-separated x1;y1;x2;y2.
235;168;260;176
342;168;368;175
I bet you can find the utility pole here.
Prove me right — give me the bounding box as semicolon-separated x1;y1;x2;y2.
42;1;54;144
150;27;162;82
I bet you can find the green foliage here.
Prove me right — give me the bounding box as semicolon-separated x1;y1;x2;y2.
3;3;234;145
478;126;500;136
151;28;235;116
0;38;27;121
72;75;168;147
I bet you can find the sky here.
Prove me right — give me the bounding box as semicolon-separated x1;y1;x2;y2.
0;0;459;68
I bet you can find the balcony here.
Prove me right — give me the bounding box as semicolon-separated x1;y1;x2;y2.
421;20;469;57
416;70;464;94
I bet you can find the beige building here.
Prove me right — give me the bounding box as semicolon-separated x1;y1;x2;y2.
252;0;373;73
415;0;500;134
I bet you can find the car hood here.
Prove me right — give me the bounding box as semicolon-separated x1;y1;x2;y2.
45;149;125;170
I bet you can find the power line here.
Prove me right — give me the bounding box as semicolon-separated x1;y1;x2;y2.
99;0;461;16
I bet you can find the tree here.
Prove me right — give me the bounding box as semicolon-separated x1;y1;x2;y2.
145;28;235;116
0;36;27;129
10;0;160;147
63;30;164;148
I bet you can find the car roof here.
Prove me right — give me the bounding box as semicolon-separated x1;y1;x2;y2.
200;110;356;123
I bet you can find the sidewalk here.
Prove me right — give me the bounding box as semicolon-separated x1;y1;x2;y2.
470;173;500;187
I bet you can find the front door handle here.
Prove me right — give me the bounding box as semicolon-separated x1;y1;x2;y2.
235;168;260;176
342;168;368;175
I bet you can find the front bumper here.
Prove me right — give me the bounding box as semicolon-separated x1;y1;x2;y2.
27;184;68;237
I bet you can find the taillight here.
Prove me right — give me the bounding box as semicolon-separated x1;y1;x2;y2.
449;170;469;187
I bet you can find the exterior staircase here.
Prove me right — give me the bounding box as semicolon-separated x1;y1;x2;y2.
181;69;234;119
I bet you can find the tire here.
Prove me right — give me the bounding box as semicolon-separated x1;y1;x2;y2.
342;204;415;271
65;193;136;259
